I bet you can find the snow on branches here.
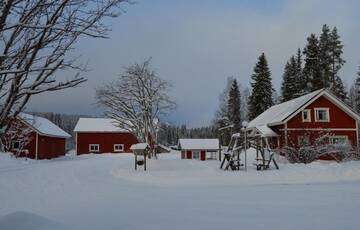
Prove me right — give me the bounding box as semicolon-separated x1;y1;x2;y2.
1;119;33;158
96;59;176;154
0;0;128;132
283;132;357;163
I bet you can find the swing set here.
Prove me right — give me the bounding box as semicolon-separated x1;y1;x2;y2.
220;126;279;171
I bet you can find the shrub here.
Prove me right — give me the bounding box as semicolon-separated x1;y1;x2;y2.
283;140;357;164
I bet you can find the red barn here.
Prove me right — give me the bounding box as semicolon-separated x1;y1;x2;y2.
4;113;71;159
178;139;220;161
247;89;360;149
74;118;138;155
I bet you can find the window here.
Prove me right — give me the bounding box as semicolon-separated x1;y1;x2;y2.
302;109;311;122
315;108;330;122
89;144;99;152
329;136;348;144
114;144;124;152
298;136;310;146
12;141;20;150
192;151;200;159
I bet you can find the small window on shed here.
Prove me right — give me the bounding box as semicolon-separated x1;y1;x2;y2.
89;144;99;152
114;144;124;152
302;109;311;122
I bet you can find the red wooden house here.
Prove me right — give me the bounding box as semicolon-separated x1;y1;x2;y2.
247;89;360;149
74;118;138;155
178;139;220;161
5;113;71;159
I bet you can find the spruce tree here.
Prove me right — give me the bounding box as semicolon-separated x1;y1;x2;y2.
319;24;332;88
281;56;298;102
303;33;322;91
227;79;241;132
248;53;273;120
329;27;346;93
295;48;306;96
350;67;360;113
331;76;348;102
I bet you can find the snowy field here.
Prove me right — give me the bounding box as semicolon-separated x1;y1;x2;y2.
1;150;360;230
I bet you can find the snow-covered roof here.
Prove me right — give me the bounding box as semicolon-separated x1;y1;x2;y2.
178;139;219;150
247;89;323;128
18;113;71;138
130;143;149;150
74;118;129;133
249;125;278;137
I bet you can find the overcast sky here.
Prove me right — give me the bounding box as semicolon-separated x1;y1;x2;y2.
28;0;360;127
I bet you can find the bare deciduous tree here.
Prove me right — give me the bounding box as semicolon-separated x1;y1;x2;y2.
96;59;176;157
0;0;128;133
1;118;33;158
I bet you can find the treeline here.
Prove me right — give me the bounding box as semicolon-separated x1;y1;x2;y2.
157;124;217;146
214;24;360;145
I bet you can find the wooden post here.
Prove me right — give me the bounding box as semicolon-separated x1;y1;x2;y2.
284;123;288;146
218;143;221;162
144;152;147;171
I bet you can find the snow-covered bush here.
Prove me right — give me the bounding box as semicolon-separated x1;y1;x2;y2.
283;136;356;164
283;146;318;164
0;121;33;158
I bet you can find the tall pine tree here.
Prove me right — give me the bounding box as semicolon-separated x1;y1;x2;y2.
332;76;347;102
295;48;306;96
349;67;360;113
319;24;332;88
303;33;322;91
227;79;241;132
248;53;273;120
281;56;298;102
329;27;346;99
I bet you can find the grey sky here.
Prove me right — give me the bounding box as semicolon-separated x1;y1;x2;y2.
28;0;360;127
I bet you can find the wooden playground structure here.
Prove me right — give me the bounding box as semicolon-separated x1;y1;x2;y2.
220;131;279;171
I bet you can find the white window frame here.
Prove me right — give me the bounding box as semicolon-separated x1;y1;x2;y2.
192;151;200;159
12;141;20;150
89;144;99;152
114;144;124;152
329;136;348;144
314;108;330;122
302;109;311;122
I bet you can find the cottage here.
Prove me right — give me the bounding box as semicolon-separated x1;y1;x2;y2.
247;89;360;149
178;138;220;161
4;113;71;159
74;118;138;155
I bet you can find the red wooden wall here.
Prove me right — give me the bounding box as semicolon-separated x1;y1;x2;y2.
76;132;138;155
269;96;358;149
7;130;67;159
37;135;67;159
287;96;356;129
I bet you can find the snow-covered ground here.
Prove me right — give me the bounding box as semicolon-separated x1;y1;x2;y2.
1;150;360;230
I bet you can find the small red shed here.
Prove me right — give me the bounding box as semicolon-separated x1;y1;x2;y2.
74;118;138;155
4;113;71;159
247;89;360;150
178;139;220;161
